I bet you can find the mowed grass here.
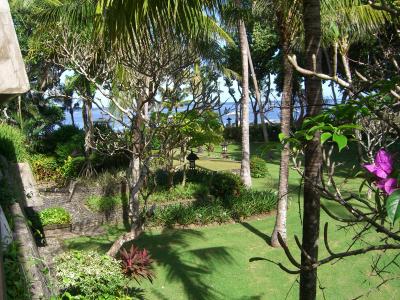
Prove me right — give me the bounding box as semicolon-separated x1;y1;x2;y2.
63;142;399;299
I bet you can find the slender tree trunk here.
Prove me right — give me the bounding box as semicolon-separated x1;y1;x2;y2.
247;42;268;142
107;87;147;256
70;106;75;127
322;48;337;105
271;30;293;247
82;96;93;158
235;102;239;127
300;1;323;299
236;0;252;187
181;144;187;187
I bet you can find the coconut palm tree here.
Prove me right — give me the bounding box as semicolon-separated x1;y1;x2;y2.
234;0;252;187
254;0;302;247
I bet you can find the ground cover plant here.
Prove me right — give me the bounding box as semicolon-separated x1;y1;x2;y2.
54;250;143;299
38;207;71;227
86;195;122;214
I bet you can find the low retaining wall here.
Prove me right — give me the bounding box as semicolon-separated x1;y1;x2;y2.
10;203;52;299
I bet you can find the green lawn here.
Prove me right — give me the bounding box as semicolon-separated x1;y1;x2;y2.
64;210;400;300
63;142;399;299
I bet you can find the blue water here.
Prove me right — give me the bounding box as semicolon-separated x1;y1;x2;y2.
64;102;283;129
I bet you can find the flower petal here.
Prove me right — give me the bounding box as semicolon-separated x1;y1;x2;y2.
363;164;377;174
384;178;398;195
375;149;393;175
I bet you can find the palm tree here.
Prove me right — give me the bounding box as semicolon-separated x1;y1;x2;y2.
255;0;302;247
300;0;323;298
235;0;252;187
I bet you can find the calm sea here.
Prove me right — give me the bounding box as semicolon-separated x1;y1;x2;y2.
63;102;283;129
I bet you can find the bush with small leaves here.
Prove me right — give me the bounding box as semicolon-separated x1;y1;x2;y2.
55;251;138;299
250;155;269;178
59;156;85;179
209;172;244;199
31;154;60;181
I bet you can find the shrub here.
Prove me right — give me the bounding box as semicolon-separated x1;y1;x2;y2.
209;172;244;199
250;156;269;178
223;124;281;143
3;242;30;300
55;133;85;163
230;190;277;219
38;207;71;226
30;154;60;181
0;124;28;162
119;245;155;283
55;251;137;299
146;183;208;203
149;190;277;226
150;202;230;226
86;195;122;213
43;125;84;154
59;156;85;179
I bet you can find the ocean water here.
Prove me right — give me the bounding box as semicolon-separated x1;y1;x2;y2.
63;102;283;129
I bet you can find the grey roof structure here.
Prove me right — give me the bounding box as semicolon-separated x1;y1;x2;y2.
0;0;29;103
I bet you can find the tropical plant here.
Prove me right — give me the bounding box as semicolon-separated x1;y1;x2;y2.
119;245;155;283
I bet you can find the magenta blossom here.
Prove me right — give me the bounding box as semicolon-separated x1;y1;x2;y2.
376;178;398;195
363;149;394;179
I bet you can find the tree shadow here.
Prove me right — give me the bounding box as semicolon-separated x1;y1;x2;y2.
66;228;235;300
239;222;271;246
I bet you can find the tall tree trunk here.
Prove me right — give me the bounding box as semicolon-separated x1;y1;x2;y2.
271;36;293;247
69;106;75;127
247;42;268;142
300;0;323;299
236;0;251;187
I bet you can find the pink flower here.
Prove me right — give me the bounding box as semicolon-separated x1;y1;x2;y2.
376;178;398;195
364;149;394;179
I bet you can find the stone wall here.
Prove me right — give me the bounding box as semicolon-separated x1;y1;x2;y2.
35;182;126;236
10;203;52;299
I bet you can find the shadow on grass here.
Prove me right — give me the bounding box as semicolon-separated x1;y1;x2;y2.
65;228;235;300
240;222;271;245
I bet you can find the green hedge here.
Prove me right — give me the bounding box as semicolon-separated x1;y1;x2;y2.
149;189;277;226
0;124;28;162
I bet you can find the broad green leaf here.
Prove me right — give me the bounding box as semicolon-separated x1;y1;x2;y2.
278;133;286;142
332;133;347;152
386;190;400;224
320;132;332;144
305;133;314;141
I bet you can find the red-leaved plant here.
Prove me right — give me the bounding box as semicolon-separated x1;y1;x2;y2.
119;245;155;283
